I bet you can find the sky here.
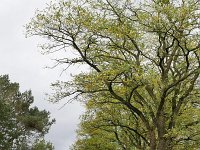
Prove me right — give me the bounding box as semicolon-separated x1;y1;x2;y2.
0;0;84;149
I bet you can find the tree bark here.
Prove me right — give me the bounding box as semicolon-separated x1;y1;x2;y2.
157;112;172;150
149;130;157;150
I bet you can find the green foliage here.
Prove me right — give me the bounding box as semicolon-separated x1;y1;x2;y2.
27;0;200;149
71;99;147;150
0;75;55;149
32;139;54;150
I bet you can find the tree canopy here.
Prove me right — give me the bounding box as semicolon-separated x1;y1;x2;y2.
27;0;200;149
0;75;55;149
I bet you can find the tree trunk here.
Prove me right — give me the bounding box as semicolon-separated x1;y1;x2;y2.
157;138;167;150
157;112;172;150
149;130;157;150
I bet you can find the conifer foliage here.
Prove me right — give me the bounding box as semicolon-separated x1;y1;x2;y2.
0;75;55;149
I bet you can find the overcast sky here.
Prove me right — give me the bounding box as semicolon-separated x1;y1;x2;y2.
0;0;84;149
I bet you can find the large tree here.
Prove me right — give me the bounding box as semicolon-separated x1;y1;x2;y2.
0;75;55;149
27;0;200;149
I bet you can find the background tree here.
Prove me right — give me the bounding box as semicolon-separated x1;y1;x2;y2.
27;0;200;149
32;139;54;150
0;75;55;149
